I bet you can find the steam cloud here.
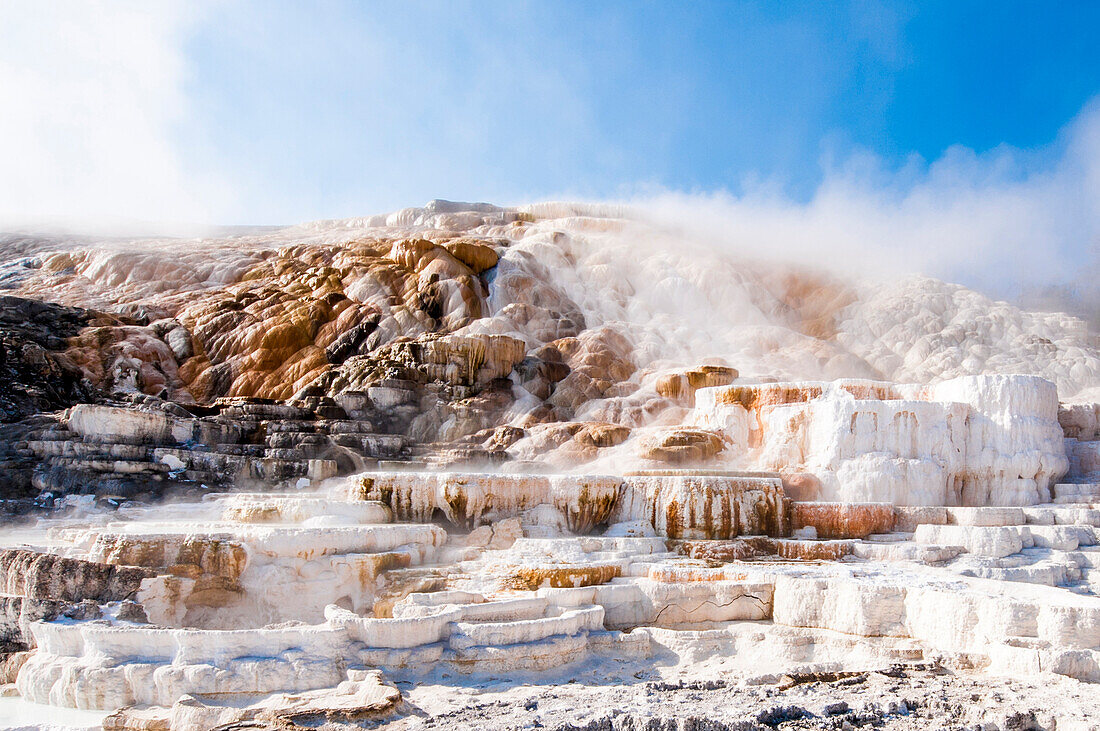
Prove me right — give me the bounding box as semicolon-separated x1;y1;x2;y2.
618;100;1100;325
0;1;1096;323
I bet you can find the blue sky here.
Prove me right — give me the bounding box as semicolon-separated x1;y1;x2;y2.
168;0;1100;221
2;0;1100;241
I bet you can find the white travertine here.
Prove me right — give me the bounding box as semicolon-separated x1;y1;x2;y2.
693;375;1069;506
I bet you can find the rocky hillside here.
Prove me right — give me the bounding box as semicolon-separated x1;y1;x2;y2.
0;201;1097;509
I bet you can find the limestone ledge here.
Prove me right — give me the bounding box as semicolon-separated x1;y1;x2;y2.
351;471;622;532
351;470;788;539
18;558;1100;712
16;595;606;709
74;522;447;627
693;374;1069;506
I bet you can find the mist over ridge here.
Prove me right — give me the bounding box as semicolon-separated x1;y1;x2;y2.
5;96;1099;331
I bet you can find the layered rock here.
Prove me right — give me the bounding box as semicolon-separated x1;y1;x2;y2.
790;502;896;539
693;375;1069;506
655;365;738;407
6;462;1100;723
98;521;446;627
614;471;788;539
7;397;415;511
3;201;1100;726
0;549;152;604
104;668;402;730
311;332;526;394
635;427;727;465
3;203;1099;491
0;548;154;677
350;472;621;533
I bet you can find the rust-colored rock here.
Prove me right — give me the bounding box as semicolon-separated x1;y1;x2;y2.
656;365;738;406
790;501;896;539
617;472;788;539
91;535;249;580
711;381;899;412
352;472;621;534
11;233;507;404
184;575;245;608
637;428;725;465
508;563;621;590
676;537;775;562
780;472;823;501
572;422;632;449
442;239;499;273
675;536;853;562
547;326;636;415
774;539;854;560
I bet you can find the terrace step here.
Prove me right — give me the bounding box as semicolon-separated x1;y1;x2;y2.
1054;483;1100;502
50;457;169;474
26;440;150;460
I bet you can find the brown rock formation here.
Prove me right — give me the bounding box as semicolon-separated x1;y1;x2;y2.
618;472;789;539
675;537;853;562
637;428;726;465
91;535;248;581
13;235;502;405
0;548;153;603
508;563;621;590
711;380;900;412
547;326;636;416
790;501;897;539
655;365;738;406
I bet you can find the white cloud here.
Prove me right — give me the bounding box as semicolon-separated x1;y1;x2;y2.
0;0;1095;319
628;98;1100;302
0;0;228;230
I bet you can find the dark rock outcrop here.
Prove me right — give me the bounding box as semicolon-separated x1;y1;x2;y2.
0;295;99;422
0;548;154;654
0;548;153;603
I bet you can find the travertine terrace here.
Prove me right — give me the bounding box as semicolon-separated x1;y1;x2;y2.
1;202;1100;729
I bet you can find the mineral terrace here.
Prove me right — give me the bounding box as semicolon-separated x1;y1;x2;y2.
0;201;1099;730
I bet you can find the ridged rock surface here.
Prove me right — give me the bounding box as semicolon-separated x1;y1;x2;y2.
693;374;1069;506
0;549;153;603
2;202;1098;479
3;202;1100;727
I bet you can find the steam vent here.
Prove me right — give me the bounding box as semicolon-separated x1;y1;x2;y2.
2;201;1100;729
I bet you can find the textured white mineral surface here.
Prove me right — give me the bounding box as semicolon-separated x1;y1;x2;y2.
3;203;1100;730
